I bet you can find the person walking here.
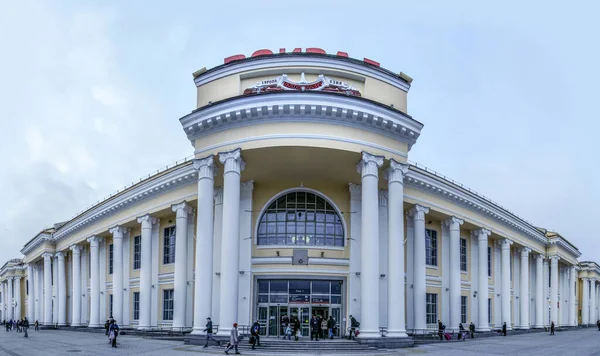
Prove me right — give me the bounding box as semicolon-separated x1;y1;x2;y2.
251;320;261;349
348;315;360;340
469;322;475;338
437;320;443;340
502;322;507;336
550;321;555;336
34;320;39;331
104;319;110;336
596;319;600;331
224;322;240;355
108;320;120;348
23;318;29;338
293;317;300;341
203;317;220;348
327;316;335;339
310;315;319;341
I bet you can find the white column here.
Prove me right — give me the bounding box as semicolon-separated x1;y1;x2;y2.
52;255;58;323
550;256;559;325
137;214;157;330
70;245;82;326
217;149;244;336
474;229;491;331
591;279;597;325
356;151;383;338
87;236;102;327
385;160;408;337
57;251;66;325
27;264;34;320
501;239;512;329
109;226;126;324
35;265;42;322
172;201;192;330
519;248;530;329
570;266;576;326
444;216;463;331
582;278;589;325
534;254;544;328
43;252;53;325
410;204;429;331
14;277;21;320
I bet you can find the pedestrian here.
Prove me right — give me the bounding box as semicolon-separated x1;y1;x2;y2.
34;320;39;331
250;320;261;349
310;315;319;341
320;317;327;339
327;316;335;339
550;321;555;336
502;322;507;336
597;319;600;331
203;317;220;348
438;320;443;340
469;322;475;338
458;323;465;340
104;319;110;336
224;322;240;355
293;317;300;341
23;317;29;338
108;320;120;347
348;315;359;340
283;323;292;340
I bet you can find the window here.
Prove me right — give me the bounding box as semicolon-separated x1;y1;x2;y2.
510;254;512;281
575;281;577;295
549;265;551;287
133;235;141;270
26;280;29;296
425;229;438;266
163;289;174;320
488;298;492;324
163;227;176;264
109;294;113;318
133;292;140;320
460;238;467;272
487;246;491;277
426;293;438;324
109;244;113;275
89;250;91;278
256;191;345;247
461;296;467;323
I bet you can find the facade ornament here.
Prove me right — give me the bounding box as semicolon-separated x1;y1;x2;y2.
409;204;429;221
443;216;464;230
137;215;158;230
243;73;361;97
219;148;245;174
385;159;409;184
356;151;384;178
192;155;215;181
172;201;193;219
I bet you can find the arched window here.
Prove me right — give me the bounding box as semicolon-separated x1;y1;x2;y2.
257;191;344;247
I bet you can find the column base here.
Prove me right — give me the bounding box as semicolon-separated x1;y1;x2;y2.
71;323;81;327
137;325;151;330
477;327;490;332
190;327;206;335
386;330;409;338
357;330;381;338
88;323;102;328
217;328;232;337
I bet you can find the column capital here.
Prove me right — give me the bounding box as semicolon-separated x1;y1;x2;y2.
56;251;65;260
70;244;82;254
356;151;384;179
549;255;560;262
443;216;464;230
385;159;409;183
137;214;158;229
471;228;491;241
219;148;245;174
193;155;216;180
409;204;429;221
109;225;129;238
42;252;53;260
378;190;388;207
240;180;254;199
535;253;544;261
499;238;512;250
172;201;193;219
519;247;531;256
86;236;103;247
349;183;361;200
214;187;224;204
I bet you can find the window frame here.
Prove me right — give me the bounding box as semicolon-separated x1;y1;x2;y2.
109;294;113;319
133;292;140;320
133;235;141;270
426;293;438;324
487;246;492;277
163;289;174;321
461;296;467;324
425;229;438;267
488;298;492;324
460;238;468;272
109;244;114;275
163;227;176;265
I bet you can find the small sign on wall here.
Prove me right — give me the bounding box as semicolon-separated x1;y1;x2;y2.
292;250;308;265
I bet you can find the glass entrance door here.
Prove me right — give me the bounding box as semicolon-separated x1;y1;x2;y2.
289;306;310;337
258;306;268;336
331;306;341;337
267;306;289;337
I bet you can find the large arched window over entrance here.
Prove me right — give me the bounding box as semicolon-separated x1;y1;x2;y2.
257;191;345;247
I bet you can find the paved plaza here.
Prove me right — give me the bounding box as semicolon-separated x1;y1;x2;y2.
0;328;599;355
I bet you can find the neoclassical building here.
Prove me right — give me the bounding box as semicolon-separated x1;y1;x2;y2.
0;49;598;339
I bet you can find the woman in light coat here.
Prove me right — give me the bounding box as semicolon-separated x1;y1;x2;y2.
224;323;240;355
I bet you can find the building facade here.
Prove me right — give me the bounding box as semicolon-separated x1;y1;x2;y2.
0;49;598;337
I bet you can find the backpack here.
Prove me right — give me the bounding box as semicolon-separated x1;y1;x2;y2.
253;325;259;334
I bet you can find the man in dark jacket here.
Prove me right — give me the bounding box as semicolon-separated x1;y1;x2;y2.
203;317;219;348
469;322;475;338
108;320;119;347
502;322;507;336
327;316;335;339
348;315;359;340
23;318;29;338
550;321;555;335
251;320;261;349
438;320;443;340
310;315;319;341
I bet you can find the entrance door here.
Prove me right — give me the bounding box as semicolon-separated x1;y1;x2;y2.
258;306;268;336
331;307;342;337
267;306;289;337
289;306;310;337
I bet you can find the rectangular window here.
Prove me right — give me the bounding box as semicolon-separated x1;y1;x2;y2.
487;246;492;277
461;296;467;323
133;292;140;320
460;238;467;272
163;289;174;320
109;244;114;275
110;294;113;318
89;250;91;278
549;265;551;287
26;280;29;296
426;293;438;324
133;235;141;270
425;229;438;266
163;227;176;264
510;254;512;281
488;298;492;324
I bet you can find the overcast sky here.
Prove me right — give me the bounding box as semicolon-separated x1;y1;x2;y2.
1;1;598;264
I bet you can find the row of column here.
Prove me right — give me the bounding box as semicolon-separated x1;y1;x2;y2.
582;278;599;325
1;277;21;321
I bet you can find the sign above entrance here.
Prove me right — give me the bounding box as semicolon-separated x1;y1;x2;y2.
224;47;380;67
243;73;361;97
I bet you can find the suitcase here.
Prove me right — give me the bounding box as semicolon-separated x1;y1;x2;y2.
444;332;451;340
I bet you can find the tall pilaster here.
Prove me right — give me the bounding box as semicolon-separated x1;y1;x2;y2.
591;279;597;324
534;254;544;328
444;216;464;332
519;248;530;329
137;214;157;330
172;201;192;330
57;251;66;325
410;204;429;331
385;160;408;337
109;226;127;324
27;264;34;320
14;277;21;320
550;256;559;325
43;252;53;325
501;239;513;329
582;278;589;325
570;266;576;326
217;149;244;336
70;245;82;326
87;236;102;327
52;254;58;323
474;228;491;331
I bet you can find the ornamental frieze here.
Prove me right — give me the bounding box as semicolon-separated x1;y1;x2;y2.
243;73;361;97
